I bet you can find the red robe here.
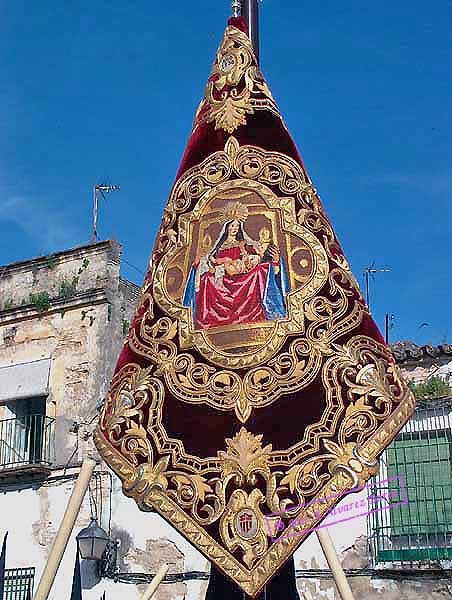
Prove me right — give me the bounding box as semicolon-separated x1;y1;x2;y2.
195;245;270;330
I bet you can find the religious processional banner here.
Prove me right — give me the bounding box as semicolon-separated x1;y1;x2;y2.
95;17;415;597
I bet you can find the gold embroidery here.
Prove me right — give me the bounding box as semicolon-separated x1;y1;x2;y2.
194;25;281;133
220;489;269;568
218;428;272;477
95;89;416;597
123;137;366;423
96;328;415;597
220;201;249;223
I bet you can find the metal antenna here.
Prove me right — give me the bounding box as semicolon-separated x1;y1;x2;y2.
363;263;390;311
93;184;120;242
241;0;260;63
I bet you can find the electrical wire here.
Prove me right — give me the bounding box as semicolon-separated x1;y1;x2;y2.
60;412;98;477
107;472;113;537
110;567;452;585
62;443;79;477
88;476;98;521
121;258;145;276
98;473;103;529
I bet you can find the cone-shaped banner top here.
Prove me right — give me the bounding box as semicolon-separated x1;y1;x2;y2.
95;18;415;598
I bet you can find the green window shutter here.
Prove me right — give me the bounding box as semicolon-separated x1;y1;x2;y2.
387;433;452;537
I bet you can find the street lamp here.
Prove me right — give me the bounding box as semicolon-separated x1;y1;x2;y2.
76;518;109;561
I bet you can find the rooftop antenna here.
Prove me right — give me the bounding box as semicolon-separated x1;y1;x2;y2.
241;0;260;63
385;313;395;344
92;184;120;242
363;262;390;311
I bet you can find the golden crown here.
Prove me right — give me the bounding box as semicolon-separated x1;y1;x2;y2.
219;202;249;224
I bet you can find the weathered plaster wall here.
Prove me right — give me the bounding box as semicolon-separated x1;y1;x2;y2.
0;241;139;466
297;573;452;600
295;524;452;599
3;475;449;600
0;469;207;600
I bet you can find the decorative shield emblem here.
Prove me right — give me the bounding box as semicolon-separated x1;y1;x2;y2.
237;511;256;538
95;18;415;598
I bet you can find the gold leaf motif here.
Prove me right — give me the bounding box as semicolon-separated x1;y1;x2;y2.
215;372;234;386
191;474;213;502
323;439;355;466
125;420;147;436
140;455;170;491
148;138;341;422
344;396;371;432
104;366;154;436
251;369;270;385
218;428;272;477
94;110;416;596
173;474;213;503
280;465;300;494
208;88;253;133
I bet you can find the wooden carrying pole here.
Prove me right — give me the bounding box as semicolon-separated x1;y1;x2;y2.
316;529;356;600
34;458;97;600
139;564;169;600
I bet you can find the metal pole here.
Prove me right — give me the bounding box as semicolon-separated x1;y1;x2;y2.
316;529;356;600
241;0;260;63
385;313;389;344
34;458;97;600
364;270;370;309
139;564;169;600
93;185;99;242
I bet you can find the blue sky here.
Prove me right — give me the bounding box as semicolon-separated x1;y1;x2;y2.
1;1;451;345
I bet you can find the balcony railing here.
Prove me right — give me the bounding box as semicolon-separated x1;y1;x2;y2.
0;414;55;472
4;567;35;600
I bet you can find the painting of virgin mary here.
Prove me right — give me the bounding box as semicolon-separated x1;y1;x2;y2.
183;202;289;330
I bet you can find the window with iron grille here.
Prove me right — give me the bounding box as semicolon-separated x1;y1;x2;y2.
368;398;452;565
4;567;35;600
0;359;54;473
0;396;55;471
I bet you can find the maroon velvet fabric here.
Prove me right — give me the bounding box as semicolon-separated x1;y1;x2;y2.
98;16;412;598
107;9;388;530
